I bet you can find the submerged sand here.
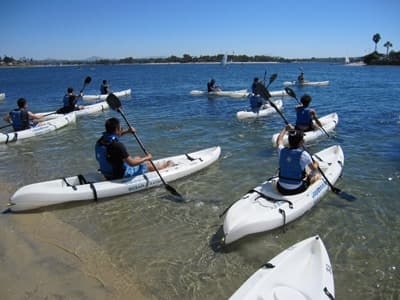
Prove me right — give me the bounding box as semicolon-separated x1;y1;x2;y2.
0;188;148;300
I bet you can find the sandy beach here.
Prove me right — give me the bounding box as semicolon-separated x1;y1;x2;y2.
0;187;148;300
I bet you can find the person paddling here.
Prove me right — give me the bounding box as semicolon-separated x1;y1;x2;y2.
100;80;110;95
207;79;221;92
58;87;84;114
3;98;42;131
297;72;305;83
95;117;172;180
276;124;320;195
295;94;322;132
249;77;265;112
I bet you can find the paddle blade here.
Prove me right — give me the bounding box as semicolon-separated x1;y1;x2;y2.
255;82;271;100
106;93;122;111
284;87;296;99
269;73;278;85
166;184;184;201
332;187;357;201
84;76;92;85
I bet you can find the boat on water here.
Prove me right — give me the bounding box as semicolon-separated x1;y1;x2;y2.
222;145;344;244
0;112;76;144
8;146;221;212
190;89;288;99
229;235;335;300
283;81;329;86
37;100;110;121
271;113;339;146
236;99;283;120
0;93;5;101
82;89;131;101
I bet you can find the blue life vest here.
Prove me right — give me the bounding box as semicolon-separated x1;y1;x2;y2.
279;148;305;185
9;109;30;131
100;84;108;94
95;133;119;179
296;107;312;128
249;95;262;111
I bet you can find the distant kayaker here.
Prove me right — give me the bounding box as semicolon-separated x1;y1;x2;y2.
276;124;320;195
207;79;221;92
100;80;110;94
249;77;264;112
95;117;172;180
297;72;305;83
3;98;42;131
57;87;84;113
295;94;322;132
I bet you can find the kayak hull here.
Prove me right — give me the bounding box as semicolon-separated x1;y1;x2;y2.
0;93;5;101
190;90;288;98
38;101;109;121
223;145;344;244
82;89;131;101
229;235;335;300
236;100;283;120
283;81;329;86
9;146;221;212
0;112;76;144
271;113;338;146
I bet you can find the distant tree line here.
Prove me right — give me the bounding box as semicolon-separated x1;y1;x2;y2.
364;33;400;65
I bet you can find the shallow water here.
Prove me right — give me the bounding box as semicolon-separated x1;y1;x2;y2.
1;63;399;299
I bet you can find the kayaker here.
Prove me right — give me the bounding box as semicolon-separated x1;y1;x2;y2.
249;77;264;112
3;98;42;131
276;124;320;195
207;79;221;92
295;94;322;131
100;80;110;94
57;87;84;114
297;72;305;83
95;117;172;180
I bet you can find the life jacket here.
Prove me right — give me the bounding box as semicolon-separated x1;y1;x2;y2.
279;148;305;185
296;107;312;128
249;95;262;110
100;84;108;94
9;108;30;131
95;133;119;179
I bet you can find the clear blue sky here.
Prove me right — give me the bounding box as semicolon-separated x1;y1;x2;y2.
1;0;399;60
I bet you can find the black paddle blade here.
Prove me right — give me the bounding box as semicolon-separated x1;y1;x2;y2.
106;93;122;111
269;73;278;84
84;76;92;85
284;87;296;98
255;82;271;99
166;185;184;201
332;187;357;201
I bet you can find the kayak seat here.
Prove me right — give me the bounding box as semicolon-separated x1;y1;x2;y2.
272;286;308;300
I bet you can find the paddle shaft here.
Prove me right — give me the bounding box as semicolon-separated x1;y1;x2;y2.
256;82;289;125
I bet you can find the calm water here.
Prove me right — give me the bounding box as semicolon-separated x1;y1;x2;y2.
1;63;399;299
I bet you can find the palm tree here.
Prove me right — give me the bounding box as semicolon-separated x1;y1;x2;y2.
373;33;381;52
384;41;393;56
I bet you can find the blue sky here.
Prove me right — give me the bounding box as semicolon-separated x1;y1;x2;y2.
1;0;399;60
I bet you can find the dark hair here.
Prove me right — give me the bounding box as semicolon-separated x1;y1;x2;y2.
103;80;107;84
300;94;312;107
288;130;304;148
253;77;259;82
67;87;74;93
105;117;120;133
17;98;27;108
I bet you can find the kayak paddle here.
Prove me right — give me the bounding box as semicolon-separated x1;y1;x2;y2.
255;81;290;125
106;93;184;201
284;87;330;138
303;146;356;202
80;76;92;93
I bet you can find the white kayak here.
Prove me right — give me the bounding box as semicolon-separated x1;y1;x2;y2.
236;100;283;120
37;101;110;121
190;90;288;99
82;89;131;101
223;145;344;244
8;146;221;212
283;81;329;86
271;113;339;146
0;93;5;101
229;235;335;300
0;112;76;144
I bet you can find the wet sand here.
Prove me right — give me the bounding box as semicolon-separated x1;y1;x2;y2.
0;188;148;300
